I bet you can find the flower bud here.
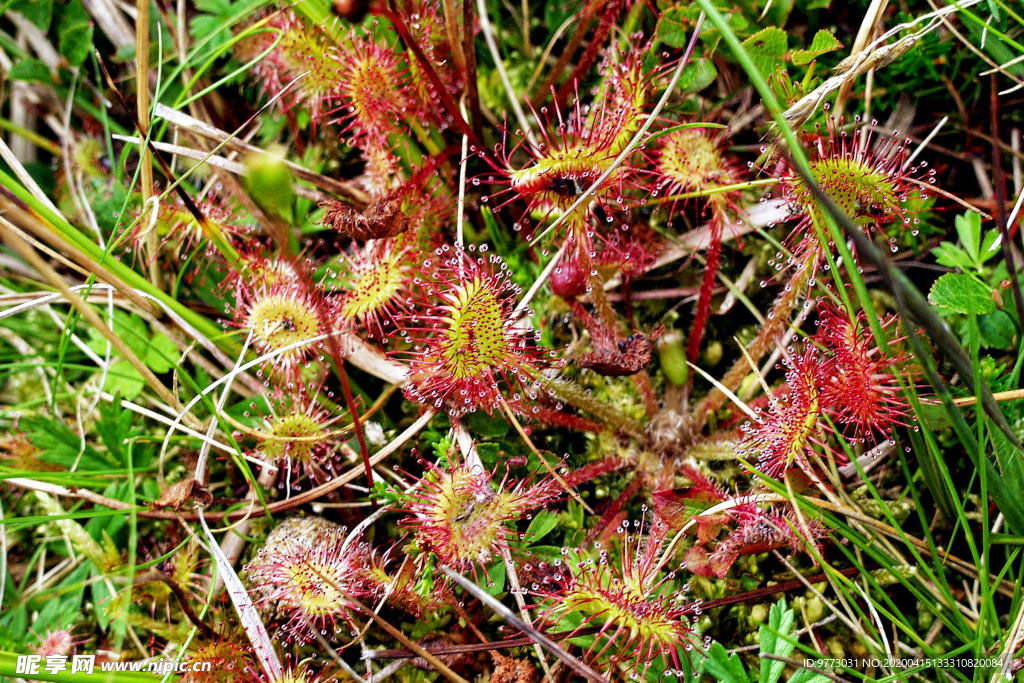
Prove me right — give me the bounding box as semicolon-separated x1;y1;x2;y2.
243;145;295;224
657;328;688;385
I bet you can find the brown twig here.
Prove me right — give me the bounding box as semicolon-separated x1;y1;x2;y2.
134;570;215;639
383;5;488;161
533;5;596;102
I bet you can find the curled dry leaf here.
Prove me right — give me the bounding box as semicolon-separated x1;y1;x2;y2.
490;652;537;683
320;192;410;241
578;325;663;376
150;478;212;511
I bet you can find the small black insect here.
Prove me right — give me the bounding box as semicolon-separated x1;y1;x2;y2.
548;176;585;197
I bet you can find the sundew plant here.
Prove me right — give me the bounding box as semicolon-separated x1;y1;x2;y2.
2;0;1024;681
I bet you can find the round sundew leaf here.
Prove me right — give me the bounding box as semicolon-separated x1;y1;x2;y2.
928;273;996;315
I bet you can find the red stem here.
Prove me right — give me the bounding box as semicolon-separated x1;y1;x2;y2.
553;1;624;110
381;5;490;163
686;215;723;364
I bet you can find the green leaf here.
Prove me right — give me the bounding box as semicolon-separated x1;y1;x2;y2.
979;228;1004;264
194;0;232;11
759;601;796;683
928;273;996;315
932;242;974;271
57;0;93;67
482;558;506;597
92;568;115;631
522;510;559;544
656;7;692;48
87;310;150;360
979;309;1017;349
791;30;843;66
473;442;501;468
22;415;112;471
703;642;750;683
145;334;179;373
95;398;137;466
462;411;509;438
680;56;718;93
741;27;787;78
7;59;54;83
105;360;146;401
789;670;832;683
10;0;53;30
954;211;982;264
990;426;1024;533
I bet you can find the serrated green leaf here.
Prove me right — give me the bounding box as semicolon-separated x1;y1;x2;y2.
979;309;1017;349
145;333;179;373
760;601;796;683
57;0;93;66
87;310;150;360
990;426;1024;534
194;0;232;11
473;442;502;468
703;642;750;683
95;398;138;466
462;410;509;438
932;242;974;271
791;30;843;66
91;569;115;631
22;415;112;471
7;59;54;83
928;273;996;315
955;211;982;263
741;27;787;78
105;360;146;401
